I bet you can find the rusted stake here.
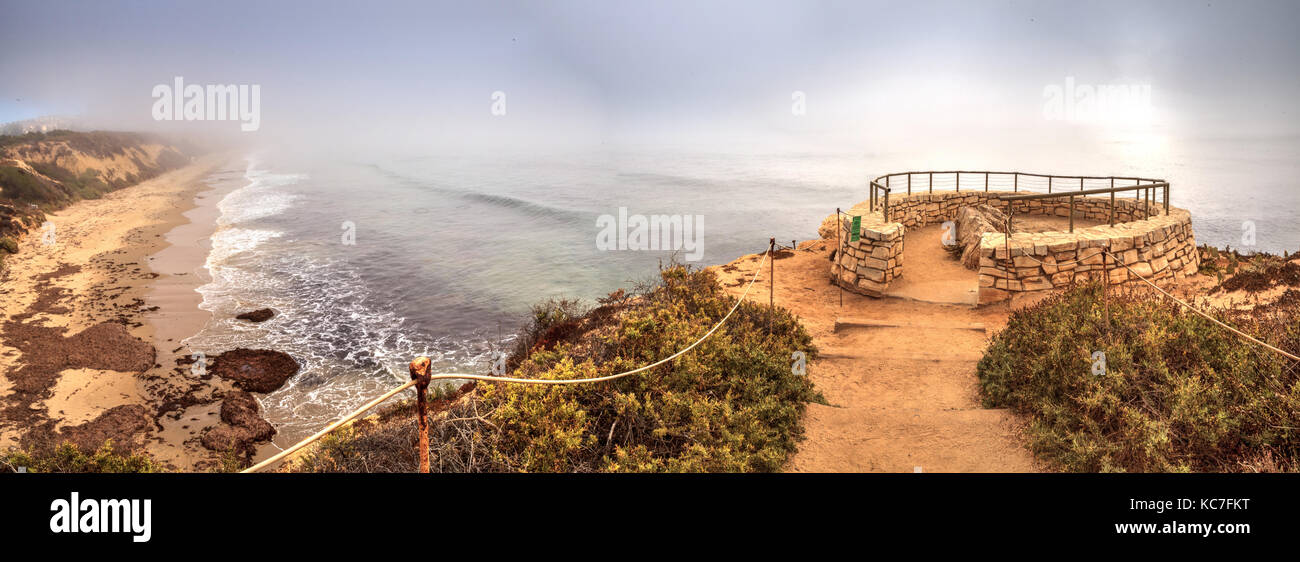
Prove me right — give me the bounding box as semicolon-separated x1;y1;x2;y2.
408;357;432;474
1068;194;1075;233
1109;190;1116;226
769;237;775;334
1103;250;1110;332
836;209;843;308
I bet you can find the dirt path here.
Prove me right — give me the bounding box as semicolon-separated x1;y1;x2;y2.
710;236;1039;472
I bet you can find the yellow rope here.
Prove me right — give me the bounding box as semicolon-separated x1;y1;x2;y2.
242;251;772;473
1103;250;1299;362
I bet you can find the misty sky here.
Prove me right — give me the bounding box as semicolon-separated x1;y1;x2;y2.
2;0;1298;151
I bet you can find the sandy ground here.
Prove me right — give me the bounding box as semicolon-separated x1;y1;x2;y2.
0;153;236;470
709;236;1041;472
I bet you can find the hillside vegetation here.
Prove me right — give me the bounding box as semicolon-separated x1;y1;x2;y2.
293;263;825;473
0;130;196;265
978;280;1300;472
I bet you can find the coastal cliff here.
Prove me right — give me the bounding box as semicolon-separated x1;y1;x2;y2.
0;130;197;245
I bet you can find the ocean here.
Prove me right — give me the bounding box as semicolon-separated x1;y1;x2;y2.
183;138;1300;445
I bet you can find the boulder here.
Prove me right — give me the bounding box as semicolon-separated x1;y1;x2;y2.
211;349;300;393
235;308;276;322
955;204;1009;270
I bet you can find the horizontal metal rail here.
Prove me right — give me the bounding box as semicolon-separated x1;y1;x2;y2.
998;182;1168;201
865;170;1171;226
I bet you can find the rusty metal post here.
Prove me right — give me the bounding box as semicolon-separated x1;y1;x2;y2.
907;173;911;195
1080;177;1084;191
1014;173;1018;192
1164;183;1169;215
985;172;989;192
929;172;933;193
769;237;775;334
408;357;432;474
884;189;890;222
1103;249;1111;331
1068;194;1075;233
836;209;843;308
956;171;960;192
1109;190;1116;226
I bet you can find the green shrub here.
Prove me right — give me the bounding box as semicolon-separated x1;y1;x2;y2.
0;165;60;204
0;236;17;254
292;426;361;473
3;441;160;473
978;283;1300;472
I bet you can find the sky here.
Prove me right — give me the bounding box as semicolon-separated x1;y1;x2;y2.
1;0;1298;153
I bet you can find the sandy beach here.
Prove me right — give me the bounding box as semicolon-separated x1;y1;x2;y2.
0;153;238;470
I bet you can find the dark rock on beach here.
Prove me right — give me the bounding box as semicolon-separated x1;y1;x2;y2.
211;348;300;393
235;308;276;322
201;390;276;457
219;390;275;441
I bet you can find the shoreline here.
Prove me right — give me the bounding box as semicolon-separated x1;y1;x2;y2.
0;153;238;470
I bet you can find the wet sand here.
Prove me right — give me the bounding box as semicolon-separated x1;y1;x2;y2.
0;153;239;470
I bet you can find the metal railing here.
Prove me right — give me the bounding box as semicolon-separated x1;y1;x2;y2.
867;170;1170;226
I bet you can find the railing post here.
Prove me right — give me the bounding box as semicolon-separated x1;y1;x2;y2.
907;173;911;195
1068;194;1075;233
1014;173;1018;192
1080;177;1084;191
836;208;842;308
985;172;989;192
956;171;960;192
408;357;433;474
884;188;890;222
1048;177;1052;193
1109;190;1115;226
768;237;775;334
929;172;933;193
1164;183;1169;215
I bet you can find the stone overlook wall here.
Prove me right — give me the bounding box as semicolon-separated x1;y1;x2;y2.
829;189;1198;303
830;217;903;297
975;204;1198;304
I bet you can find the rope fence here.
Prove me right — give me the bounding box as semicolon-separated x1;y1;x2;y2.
242;248;773;473
1103;250;1300;363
